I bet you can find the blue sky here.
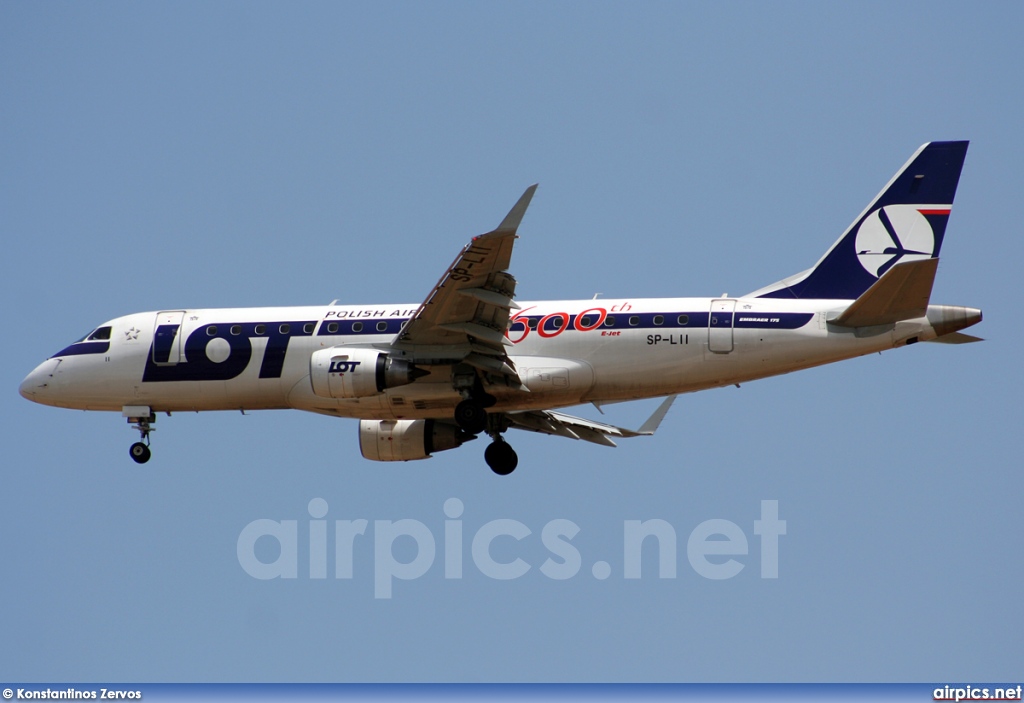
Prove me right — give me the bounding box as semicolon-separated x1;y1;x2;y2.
2;1;1021;682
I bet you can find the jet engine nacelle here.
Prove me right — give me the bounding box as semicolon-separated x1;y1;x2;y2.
310;347;425;399
359;419;471;461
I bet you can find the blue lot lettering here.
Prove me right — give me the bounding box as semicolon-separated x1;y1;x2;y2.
143;321;316;382
329;360;361;373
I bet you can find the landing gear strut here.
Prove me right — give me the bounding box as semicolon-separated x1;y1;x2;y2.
127;413;155;464
484;436;518;476
448;368;511;473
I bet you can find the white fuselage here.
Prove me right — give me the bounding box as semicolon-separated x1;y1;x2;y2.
18;142;981;472
20;295;949;419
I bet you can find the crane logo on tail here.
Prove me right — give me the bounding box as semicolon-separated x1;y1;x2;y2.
855;205;937;278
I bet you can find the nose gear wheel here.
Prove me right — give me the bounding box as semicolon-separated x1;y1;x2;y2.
127;414;155;464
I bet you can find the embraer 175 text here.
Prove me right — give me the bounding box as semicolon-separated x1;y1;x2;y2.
20;142;982;475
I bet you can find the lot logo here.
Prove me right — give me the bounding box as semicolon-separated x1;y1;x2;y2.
855;205;935;278
329;359;362;374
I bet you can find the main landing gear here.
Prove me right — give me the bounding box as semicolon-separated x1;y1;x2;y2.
484;436;518;476
126;412;155;464
454;398;488;434
452;398;519;475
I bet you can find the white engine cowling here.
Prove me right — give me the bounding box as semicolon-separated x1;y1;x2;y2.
359;419;469;462
310;347;424;399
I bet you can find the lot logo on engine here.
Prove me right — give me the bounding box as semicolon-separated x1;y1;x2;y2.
329;360;361;374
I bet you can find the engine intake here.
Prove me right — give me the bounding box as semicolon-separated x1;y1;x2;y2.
359;419;473;461
310;347;426;399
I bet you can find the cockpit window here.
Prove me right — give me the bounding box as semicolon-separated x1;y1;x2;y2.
87;326;112;341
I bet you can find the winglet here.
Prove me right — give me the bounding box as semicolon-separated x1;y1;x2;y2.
493;184;538;234
637;395;677;436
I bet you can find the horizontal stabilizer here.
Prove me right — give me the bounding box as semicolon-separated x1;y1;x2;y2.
830;258;938;328
927;332;984;344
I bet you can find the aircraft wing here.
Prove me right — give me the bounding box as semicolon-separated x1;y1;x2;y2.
391;185;537;380
506;395;677;447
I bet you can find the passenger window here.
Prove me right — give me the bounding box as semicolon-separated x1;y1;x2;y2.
279;324;290;335
255;324;266;335
580;316;592;327
677;314;689;326
629;316;639;326
552;317;564;329
206;325;218;336
653;315;664;326
528;318;538;330
376;321;388;332
327;322;339;334
604;316;616;327
230;325;241;336
352;322;363;333
303;322;314;334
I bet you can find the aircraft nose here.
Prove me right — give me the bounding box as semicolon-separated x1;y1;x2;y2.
19;359;60;402
18;375;32;400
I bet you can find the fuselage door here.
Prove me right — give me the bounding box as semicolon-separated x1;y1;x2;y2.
708;299;736;353
152;310;186;365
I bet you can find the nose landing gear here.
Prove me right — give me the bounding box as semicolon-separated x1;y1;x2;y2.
129;440;151;464
124;406;155;464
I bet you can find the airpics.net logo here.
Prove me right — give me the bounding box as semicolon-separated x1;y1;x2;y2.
237;498;787;598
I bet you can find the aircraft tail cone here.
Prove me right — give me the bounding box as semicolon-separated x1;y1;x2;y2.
927;305;983;337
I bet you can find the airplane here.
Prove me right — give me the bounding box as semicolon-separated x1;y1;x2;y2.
19;141;982;475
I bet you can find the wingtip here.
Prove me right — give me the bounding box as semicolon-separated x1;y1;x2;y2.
494;184;538;234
